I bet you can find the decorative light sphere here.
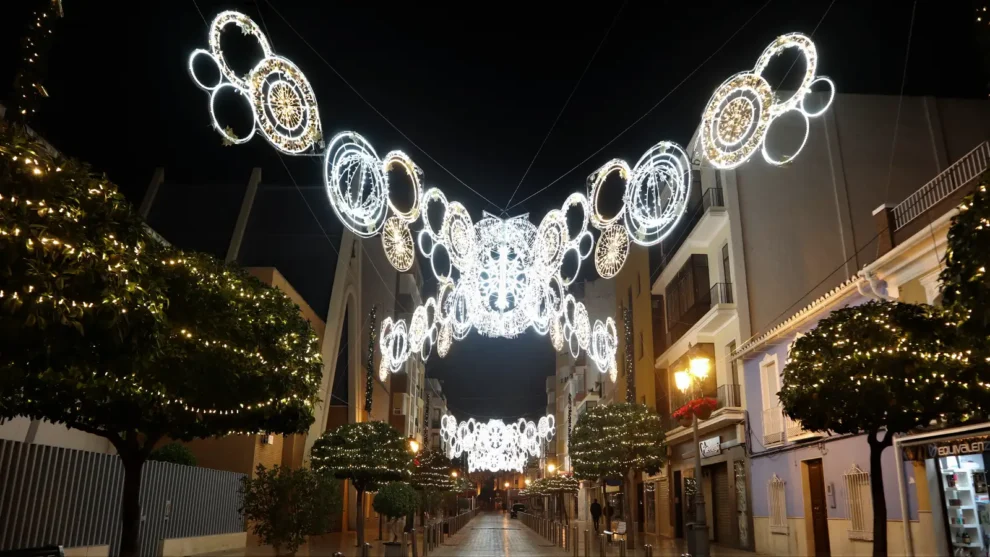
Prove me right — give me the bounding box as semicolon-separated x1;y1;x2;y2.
382;217;414;272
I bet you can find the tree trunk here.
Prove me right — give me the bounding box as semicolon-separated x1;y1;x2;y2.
624;468;636;552
867;430;894;557
356;486;366;548
119;451;145;557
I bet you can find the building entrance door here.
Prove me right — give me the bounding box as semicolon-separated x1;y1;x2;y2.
807;459;831;557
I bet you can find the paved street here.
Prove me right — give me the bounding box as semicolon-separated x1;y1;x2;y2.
431;513;570;557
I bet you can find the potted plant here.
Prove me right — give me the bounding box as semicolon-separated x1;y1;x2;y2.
672;404;693;428
688;397;718;420
373;482;419;557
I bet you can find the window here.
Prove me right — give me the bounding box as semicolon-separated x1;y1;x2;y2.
760;353;784;446
721;243;731;285
627;287;634;322
638;330;645;360
844;464;874;540
768;474;788;534
637;271;642;297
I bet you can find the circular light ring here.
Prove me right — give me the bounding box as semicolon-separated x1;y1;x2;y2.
420;187;448;239
566;324;580;359
562;294;578;330
624;141;693;245
753;33;818;116
424;297;439;333
609;362;618;383
762;108;810;166
450;281;473;340
436;279;455;324
385;319;410;372
548;275;565;317
409;306;429;353
529;281;560;336
535;209;567;279
382;150;423;223
587;158;631;230
443;202;477;271
249;56;322;154
558;246;583;287
561;192;590;244
324;131;388;238
437;322;453;358
382;217;414;271
550;317;564;352
573;301;591;351
379;316;394;355
209;83;256;145
443;415;554;472
590;318;618;373
421;333;434;362
700;72;774;170
189;49;223;91
208;11;273;90
800;76;835;118
595;223;630;279
378;356;389;382
417;228;436;258
429;243;453;281
574;230;595;260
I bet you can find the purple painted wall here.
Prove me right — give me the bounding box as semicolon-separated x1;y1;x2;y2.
741;293;920;521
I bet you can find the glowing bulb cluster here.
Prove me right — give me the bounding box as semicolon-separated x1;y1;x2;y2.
701;33;834;169
439;413;555;473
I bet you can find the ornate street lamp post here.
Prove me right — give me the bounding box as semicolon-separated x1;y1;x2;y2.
674;354;712;557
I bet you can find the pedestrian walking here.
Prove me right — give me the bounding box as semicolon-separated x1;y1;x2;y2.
590;499;602;533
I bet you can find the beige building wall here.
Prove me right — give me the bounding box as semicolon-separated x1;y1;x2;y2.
611;244;657;409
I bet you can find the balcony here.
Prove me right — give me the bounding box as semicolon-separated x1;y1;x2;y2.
666;282;736;346
716;383;741;408
665;382;744;438
653;187;728;291
763;407;784;446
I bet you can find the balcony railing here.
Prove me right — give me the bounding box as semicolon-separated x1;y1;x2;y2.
716;383;741;408
785;414;806;440
655;187;726;272
763;407;785;446
666;282;733;346
893;141;989;230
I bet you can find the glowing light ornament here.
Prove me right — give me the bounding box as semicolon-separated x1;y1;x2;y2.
587;159;630;229
437;322;453;358
701;32;834;169
594;223;629;279
383;151;423;224
189;11;321;154
589;317;618;373
441;413;555;473
622;142;692;246
324;132;388;238
382;217;414;272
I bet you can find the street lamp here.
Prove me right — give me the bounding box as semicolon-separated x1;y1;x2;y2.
525;478;532;486
451;470;458;478
408;437;420;454
675;351;712;557
547;463;556;474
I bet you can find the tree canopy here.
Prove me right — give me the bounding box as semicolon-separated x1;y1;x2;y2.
570;402;666;481
779;300;971;435
0;122;324;555
411;450;454;492
310;421;412;491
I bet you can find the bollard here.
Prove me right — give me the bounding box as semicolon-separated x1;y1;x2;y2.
584;529;591;557
360;542;370;557
599;533;606;557
573;525;579;557
619;538;626;557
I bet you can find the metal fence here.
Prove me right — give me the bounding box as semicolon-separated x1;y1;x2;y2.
0;439;245;556
892;140;990;230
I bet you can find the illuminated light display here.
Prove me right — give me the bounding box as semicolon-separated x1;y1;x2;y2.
440;413;555;473
189;15;834;374
701;32;834;169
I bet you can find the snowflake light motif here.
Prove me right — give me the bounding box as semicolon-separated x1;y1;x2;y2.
441;414;555;473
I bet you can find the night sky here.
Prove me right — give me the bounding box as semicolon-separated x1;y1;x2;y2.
0;0;985;421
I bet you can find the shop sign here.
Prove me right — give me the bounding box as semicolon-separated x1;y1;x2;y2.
700;436;721;458
902;434;990;461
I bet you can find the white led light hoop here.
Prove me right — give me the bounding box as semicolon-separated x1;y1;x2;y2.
324;132;388;238
623;142;692;246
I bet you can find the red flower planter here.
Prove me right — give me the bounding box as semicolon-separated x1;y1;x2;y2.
677;416;693;428
695;405;713;420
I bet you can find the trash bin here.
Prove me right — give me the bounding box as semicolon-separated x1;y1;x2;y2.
685;522;697;557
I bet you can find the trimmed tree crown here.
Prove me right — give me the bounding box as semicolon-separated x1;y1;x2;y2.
779;300;971;435
310;421;412;491
570;402;666;481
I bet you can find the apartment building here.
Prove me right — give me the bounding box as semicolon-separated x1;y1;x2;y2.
647;93;990;551
425;378;448;453
735;141;988;557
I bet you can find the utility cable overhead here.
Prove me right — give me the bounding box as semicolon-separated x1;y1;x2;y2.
501;0;629;216
258;0;502;212
505;0;774;213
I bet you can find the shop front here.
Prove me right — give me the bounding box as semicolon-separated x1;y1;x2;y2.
897;424;990;557
666;422;752;550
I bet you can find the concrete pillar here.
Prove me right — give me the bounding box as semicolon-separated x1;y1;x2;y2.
226;168;262;263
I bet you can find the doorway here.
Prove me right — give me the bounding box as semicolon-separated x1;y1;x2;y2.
805;459;831;557
673;470;683;538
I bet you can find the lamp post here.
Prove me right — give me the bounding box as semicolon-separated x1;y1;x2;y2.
674;354;712;557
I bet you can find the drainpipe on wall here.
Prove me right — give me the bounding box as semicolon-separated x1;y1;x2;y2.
893;437;915;557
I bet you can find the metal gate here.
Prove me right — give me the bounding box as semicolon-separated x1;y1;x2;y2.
0;439;245;556
712;463;732;544
657;477;670;536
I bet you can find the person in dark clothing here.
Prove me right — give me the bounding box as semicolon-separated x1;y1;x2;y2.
590;499;602;532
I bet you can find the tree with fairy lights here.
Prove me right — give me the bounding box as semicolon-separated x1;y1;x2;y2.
570;403;666;551
411;450;454;520
0;123;324;556
779;300;971;557
310;421;413;548
940;174;990;408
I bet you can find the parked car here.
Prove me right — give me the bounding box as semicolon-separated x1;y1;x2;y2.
510;503;526;518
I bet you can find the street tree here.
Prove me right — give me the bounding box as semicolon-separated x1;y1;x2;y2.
0;124;324;556
310;421;412;547
570;402;666;550
373;482;419;542
412;450;454;521
779;300;970;556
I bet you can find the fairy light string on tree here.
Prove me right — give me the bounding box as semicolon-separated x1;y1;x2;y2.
11;0;64;121
623;306;634;403
365;305;377;414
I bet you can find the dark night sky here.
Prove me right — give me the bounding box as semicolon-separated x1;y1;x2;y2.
0;0;985;421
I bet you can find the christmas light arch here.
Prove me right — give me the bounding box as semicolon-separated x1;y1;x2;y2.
439;413;555;473
188;11;834;379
